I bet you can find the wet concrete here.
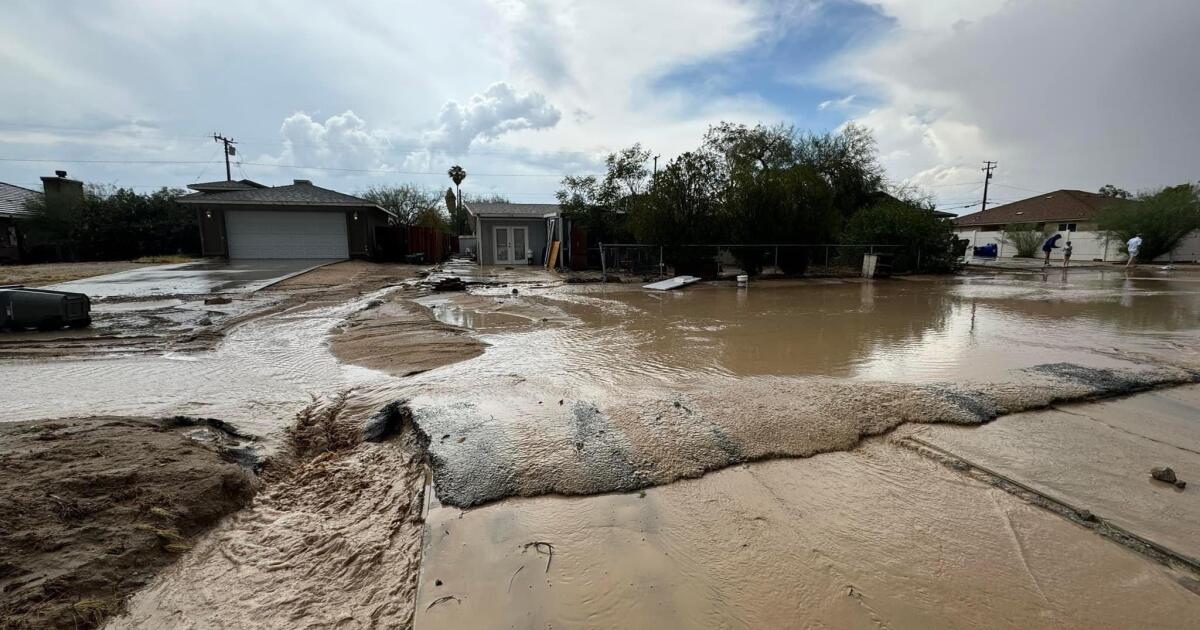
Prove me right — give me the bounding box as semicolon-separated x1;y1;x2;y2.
909;383;1200;563
415;440;1200;630
45;258;338;298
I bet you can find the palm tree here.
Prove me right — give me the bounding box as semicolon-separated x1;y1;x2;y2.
447;165;467;235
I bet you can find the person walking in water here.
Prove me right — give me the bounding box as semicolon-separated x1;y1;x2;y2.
1062;240;1073;268
1042;233;1063;267
1126;233;1143;268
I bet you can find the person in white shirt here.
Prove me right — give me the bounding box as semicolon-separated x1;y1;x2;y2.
1125;234;1143;268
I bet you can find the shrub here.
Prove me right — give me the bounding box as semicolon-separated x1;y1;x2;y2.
1098;183;1200;261
842;201;959;272
1001;222;1046;258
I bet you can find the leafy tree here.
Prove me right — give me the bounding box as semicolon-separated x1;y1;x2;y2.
795;122;886;219
843;200;958;272
360;184;440;227
1098;184;1132;199
1098;183;1200;261
1001;222;1047;257
25;185;193;261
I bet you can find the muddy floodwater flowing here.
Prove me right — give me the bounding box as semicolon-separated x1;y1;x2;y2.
4;264;1200;629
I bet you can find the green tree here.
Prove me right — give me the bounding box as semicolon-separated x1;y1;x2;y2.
795;122;886;219
1098;184;1132;199
360;184;439;227
1001;222;1047;257
25;185;192;260
1098;183;1200;261
843;200;958;272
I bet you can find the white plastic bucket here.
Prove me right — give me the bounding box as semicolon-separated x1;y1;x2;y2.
736;274;748;286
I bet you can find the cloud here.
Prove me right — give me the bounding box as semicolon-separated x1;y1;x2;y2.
423;82;561;155
817;95;855;111
824;0;1200;207
271;110;392;170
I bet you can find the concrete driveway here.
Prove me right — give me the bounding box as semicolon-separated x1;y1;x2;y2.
45;259;340;298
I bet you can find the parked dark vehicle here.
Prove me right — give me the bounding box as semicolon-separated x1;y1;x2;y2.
0;285;91;331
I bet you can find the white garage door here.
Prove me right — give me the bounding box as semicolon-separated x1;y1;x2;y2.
225;210;349;259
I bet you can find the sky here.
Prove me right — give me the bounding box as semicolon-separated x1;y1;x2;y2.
1;0;1197;214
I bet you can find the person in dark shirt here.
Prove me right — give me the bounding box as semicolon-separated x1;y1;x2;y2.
1042;233;1063;267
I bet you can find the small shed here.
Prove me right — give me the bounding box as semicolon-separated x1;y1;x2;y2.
466;202;563;266
179;179;395;260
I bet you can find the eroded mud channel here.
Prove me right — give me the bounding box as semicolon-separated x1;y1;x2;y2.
4;265;1200;628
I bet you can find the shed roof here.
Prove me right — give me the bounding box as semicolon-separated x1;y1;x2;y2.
0;182;41;218
178;180;389;216
466;202;560;218
954;190;1122;227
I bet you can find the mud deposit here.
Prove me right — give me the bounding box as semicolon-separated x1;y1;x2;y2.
414;363;1198;507
416;441;1200;630
111;425;427;629
0;417;256;629
330;288;485;377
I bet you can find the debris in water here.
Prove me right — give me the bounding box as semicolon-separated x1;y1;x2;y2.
432;277;467;292
426;595;462;611
196;316;212;326
203;296;232;305
435;579;443;586
512;288;519;295
1150;467;1178;484
522;541;555;574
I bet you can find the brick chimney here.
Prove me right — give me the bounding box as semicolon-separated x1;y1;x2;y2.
40;170;84;213
293;179;312;186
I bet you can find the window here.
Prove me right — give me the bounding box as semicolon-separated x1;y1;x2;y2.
1057;223;1077;232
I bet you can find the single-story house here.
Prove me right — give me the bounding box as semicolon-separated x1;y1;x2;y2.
0;182;40;263
179;179;396;260
466;202;564;267
953;189;1200;262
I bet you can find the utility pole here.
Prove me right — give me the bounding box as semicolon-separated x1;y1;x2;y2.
653;154;659;175
213;133;237;181
980;160;996;212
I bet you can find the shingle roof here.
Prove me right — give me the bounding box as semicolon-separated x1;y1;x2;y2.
186;179;267;192
178;181;382;208
466;202;560;218
0;182;41;218
953;190;1123;227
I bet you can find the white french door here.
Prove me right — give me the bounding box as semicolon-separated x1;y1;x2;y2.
494;226;528;264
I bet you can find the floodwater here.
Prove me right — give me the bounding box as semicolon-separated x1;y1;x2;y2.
0;289;401;436
415;440;1200;630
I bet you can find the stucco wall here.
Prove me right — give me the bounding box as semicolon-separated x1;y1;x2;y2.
955;226;1200;262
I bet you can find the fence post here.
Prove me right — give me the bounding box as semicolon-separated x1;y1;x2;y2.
599;242;606;278
659;245;664;277
825;245;829;267
774;245;779;269
916;247;922;272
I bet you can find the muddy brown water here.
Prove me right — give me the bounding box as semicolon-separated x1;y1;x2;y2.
415;441;1200;630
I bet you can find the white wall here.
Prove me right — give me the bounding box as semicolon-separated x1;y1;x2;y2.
955;227;1200;262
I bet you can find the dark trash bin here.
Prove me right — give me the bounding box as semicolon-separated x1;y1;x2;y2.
0;286;91;331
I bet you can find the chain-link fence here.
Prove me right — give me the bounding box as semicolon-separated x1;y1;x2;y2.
594;243;917;278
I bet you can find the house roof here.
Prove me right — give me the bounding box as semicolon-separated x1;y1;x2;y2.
954;190;1122;227
186;179;268;192
0;182;41;218
466;202;560;218
178;180;389;215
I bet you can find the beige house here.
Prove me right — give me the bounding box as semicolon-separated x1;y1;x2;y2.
953;190;1200;262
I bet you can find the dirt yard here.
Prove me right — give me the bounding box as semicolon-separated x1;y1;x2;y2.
0;261;161;287
0;417;257;629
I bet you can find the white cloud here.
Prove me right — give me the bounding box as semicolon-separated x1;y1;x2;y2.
271;110;392;171
826;0;1200;209
817;95;855;111
423;82;561;155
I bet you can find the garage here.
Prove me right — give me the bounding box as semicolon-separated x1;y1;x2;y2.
180;179;396;260
225;210;348;260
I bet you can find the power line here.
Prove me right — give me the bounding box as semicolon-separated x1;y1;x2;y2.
0;157;574;177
